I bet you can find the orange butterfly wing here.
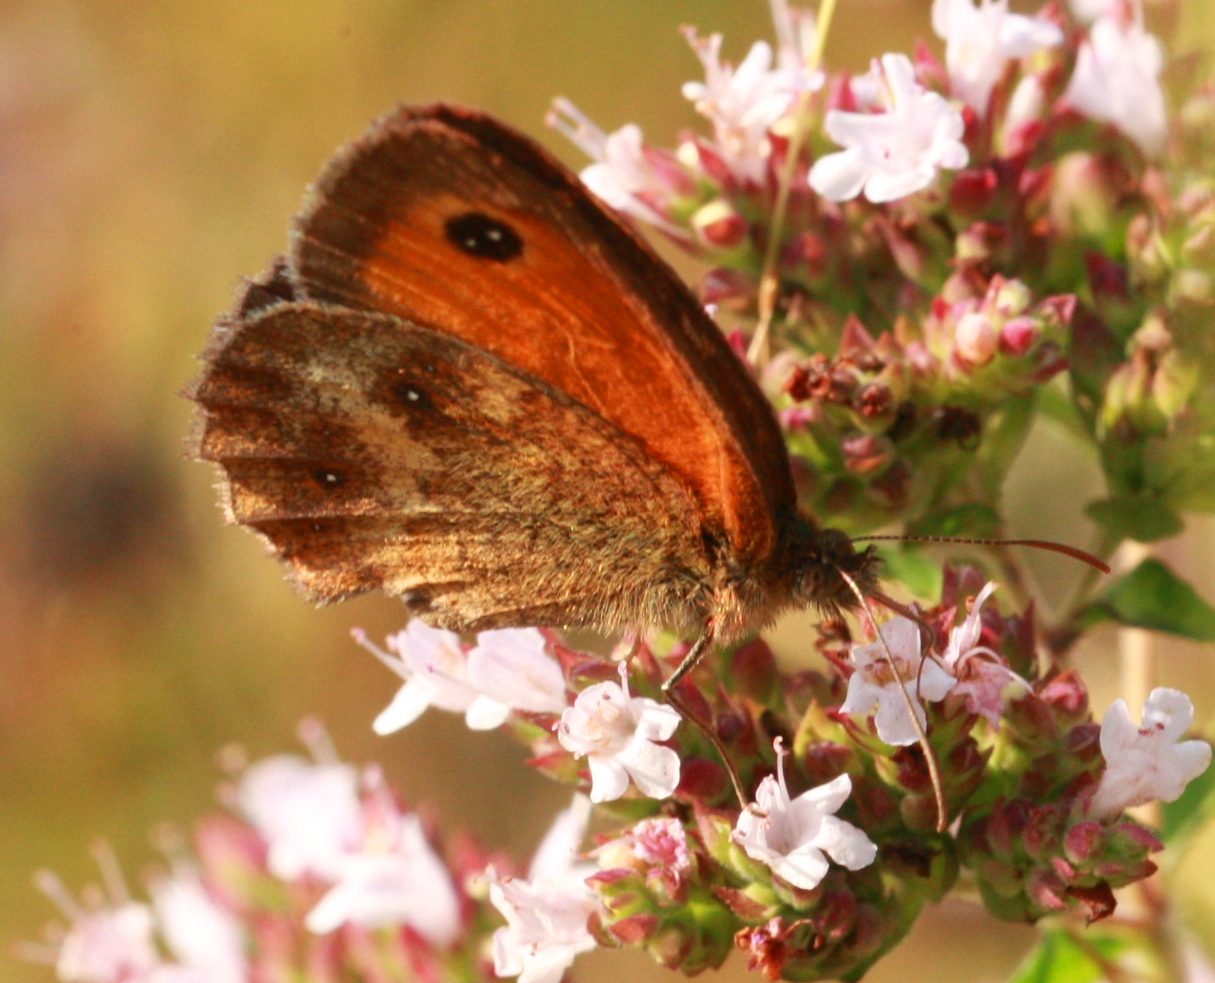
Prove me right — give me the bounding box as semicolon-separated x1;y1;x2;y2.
288;104;796;567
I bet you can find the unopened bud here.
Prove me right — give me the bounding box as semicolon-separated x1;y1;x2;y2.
999;316;1039;356
692;200;749;249
955;311;998;365
841;433;894;475
993;279;1032;318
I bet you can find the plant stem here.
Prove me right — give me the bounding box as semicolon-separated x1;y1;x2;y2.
746;0;838;368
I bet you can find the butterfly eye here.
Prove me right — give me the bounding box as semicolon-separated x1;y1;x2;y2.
445;212;523;261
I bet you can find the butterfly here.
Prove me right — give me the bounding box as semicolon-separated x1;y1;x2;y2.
189;103;882;690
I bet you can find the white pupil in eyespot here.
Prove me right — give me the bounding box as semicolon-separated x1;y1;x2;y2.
407;389;420;401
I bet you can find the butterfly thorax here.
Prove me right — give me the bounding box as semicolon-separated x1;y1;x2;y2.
704;511;882;642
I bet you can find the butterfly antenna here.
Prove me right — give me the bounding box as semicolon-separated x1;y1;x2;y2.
838;569;949;833
852;535;1111;574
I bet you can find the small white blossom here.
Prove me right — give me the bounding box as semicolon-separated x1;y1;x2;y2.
468;629;568;717
547;99;689;236
357;622;567;735
840;616;957;745
526;794;596;890
809;53;969;204
942;582;1028;725
1089;687;1212;820
51;898;159;983
356;621;505;733
31;850;175;983
237;753;362;882
150;872;247;983
681;27;820;183
932;0;1063;116
1069;0;1124;23
733;740;877;890
487;796;598;983
1063;14;1167;155
557;667;681;803
488;877;598;983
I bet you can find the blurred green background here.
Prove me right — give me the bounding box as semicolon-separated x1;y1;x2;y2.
1;1;1213;979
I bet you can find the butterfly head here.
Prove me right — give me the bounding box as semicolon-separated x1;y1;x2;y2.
784;515;883;616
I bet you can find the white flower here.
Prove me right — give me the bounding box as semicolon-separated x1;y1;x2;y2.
681;27;819;183
54;901;159;983
769;0;819;74
840;615;957;746
941;582;1028;726
732;740;877;890
526;794;596;890
468;629;568;717
31;851;162;983
1089;687;1212;820
150;872;247;983
557;667;682;803
357;622;567;735
303;767;461;945
488;877;598;983
487;796;598;983
1069;0;1122;23
356;621;507;733
547;99;688;236
809;53;969;204
932;0;1062;116
237;753;362;881
1063;15;1167;155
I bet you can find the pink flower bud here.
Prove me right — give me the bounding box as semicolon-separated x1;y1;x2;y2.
1064;822;1105;864
998;317;1039;356
841;433;894;475
954;312;998;365
691;200;749;249
950;167;999;218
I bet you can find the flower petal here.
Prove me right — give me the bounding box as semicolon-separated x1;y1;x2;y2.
811;815;878;871
373;680;434;735
465;694;511;731
587;755;630;804
772;845;830;890
618;739;682;801
809;146;869;202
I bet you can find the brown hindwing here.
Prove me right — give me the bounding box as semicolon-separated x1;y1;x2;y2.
192;302;715;632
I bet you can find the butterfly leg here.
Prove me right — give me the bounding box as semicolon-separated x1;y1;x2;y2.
661;623;751;809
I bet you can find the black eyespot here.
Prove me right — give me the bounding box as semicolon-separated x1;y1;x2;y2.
393;378;434;411
312;469;345;489
445;212;523;261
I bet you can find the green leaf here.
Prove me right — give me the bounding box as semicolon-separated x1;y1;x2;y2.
874;545;944;601
1161;753;1215;847
1082;559;1215;640
907;502;1001;539
1009;930;1103;983
1085;496;1185;543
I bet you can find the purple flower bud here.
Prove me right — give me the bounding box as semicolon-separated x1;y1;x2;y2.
1064;822;1105;864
